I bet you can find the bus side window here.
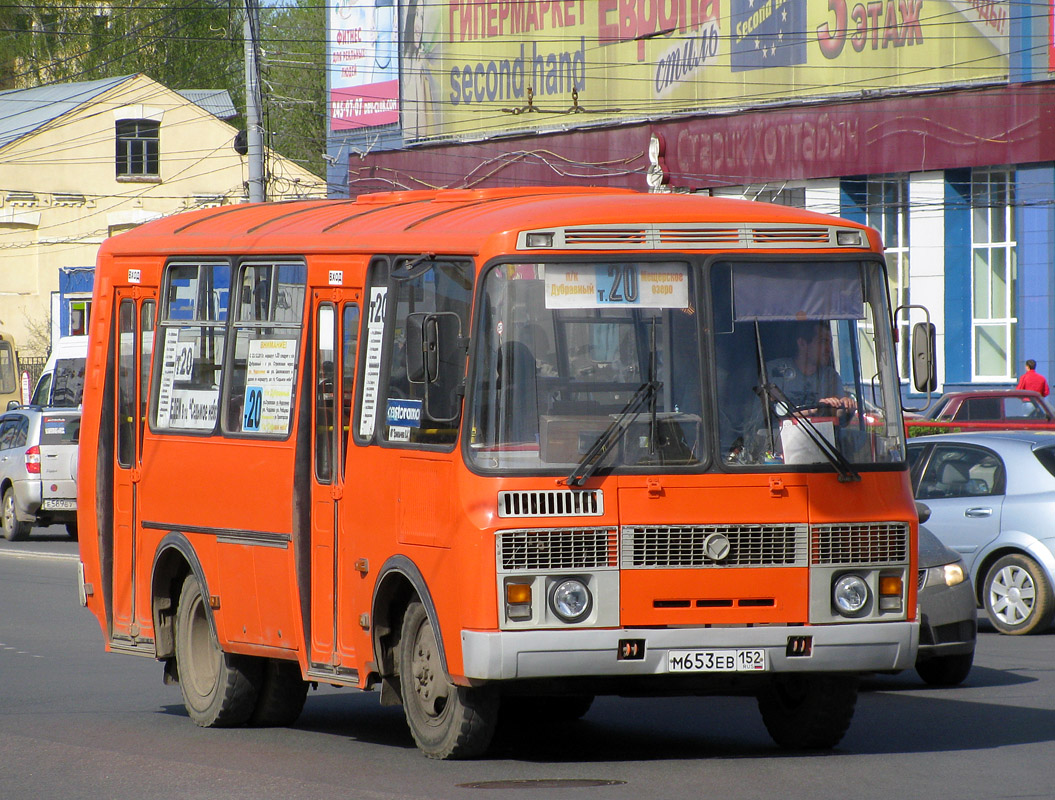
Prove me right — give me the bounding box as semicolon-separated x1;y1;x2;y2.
359;257;471;448
223;261;306;438
152;261;230;434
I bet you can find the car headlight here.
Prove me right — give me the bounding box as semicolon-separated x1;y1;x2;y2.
549;578;592;623
927;562;966;588
833;574;870;616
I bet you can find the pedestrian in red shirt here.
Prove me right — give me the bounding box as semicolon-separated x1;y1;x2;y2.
1016;359;1050;397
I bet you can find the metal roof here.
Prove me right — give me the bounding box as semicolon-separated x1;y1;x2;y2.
0;76;238;151
0;75;132;150
176;89;237;120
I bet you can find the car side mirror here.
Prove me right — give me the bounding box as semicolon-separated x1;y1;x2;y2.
911;322;937;393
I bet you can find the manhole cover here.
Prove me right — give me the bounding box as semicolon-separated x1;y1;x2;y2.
458;779;626;790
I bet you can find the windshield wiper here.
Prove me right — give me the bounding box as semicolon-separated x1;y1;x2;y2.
565;378;661;487
760;382;861;482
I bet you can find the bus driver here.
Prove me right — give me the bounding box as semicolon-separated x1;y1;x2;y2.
765;320;855;416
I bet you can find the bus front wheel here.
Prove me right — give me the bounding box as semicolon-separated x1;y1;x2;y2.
174;574;261;727
398;601;498;759
757;674;858;749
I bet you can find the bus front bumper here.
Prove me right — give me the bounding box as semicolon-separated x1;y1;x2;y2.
460;621;918;681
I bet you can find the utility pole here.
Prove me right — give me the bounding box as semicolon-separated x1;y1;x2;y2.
243;0;265;202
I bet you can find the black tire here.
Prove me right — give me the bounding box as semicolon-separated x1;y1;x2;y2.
916;651;974;687
500;694;594;725
174;574;261;727
984;553;1055;635
2;487;31;542
66;521;78;541
757;674;858;750
250;659;309;727
398;601;498;759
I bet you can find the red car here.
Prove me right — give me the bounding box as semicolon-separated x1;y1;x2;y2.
907;390;1055;437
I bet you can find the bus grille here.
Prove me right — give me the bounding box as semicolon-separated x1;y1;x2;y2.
498;489;604;518
620;524;808;568
810;523;910;565
497;528;618;571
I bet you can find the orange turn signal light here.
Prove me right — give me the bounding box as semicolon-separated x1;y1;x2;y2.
506;583;532;605
879;576;903;596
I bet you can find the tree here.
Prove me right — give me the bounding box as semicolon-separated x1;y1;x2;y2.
0;1;325;182
259;0;326;180
0;2;244;97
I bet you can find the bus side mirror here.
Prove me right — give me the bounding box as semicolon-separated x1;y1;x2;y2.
405;312;464;422
911;322;937;393
406;314;427;383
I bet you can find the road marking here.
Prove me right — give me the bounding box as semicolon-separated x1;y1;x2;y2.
0;548;78;562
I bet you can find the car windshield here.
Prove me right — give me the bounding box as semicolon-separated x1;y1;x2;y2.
466;259;905;475
1034;445;1055;479
51;358;86;407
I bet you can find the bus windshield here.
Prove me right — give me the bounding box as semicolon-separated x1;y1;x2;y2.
467;259;904;474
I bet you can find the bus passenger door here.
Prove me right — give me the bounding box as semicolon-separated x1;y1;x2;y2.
308;293;360;674
111;291;156;643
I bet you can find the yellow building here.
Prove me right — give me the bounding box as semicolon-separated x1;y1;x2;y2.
0;74;324;352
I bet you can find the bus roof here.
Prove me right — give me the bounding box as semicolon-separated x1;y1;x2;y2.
98;187;876;259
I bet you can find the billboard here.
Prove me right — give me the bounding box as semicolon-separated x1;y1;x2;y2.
395;0;1010;143
329;0;399;130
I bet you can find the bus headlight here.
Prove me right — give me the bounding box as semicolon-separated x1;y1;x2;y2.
549;578;592;623
833;574;870;617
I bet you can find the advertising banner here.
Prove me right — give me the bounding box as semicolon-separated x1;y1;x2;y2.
395;0;1010;142
329;0;399;130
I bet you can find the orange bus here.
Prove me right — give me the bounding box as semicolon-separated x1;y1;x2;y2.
78;187;919;758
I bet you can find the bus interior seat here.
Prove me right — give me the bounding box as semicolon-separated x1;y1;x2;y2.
498;341;538;443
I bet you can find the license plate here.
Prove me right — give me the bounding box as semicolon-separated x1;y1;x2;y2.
42;498;76;510
667;648;767;672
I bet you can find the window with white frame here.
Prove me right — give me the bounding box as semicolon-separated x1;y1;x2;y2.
971;168;1017;381
865;176;910;379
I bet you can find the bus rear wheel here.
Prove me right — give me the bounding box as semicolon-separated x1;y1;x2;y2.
175;574;261;727
757;674;858;750
250;659;309;727
398;601;498;759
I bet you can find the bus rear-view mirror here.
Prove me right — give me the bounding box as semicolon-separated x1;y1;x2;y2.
911;321;937;393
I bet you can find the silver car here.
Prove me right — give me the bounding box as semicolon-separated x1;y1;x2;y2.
915;523;976;685
908;430;1055;635
0;408;80;541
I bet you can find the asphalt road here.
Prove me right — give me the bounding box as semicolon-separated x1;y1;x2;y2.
2;530;1054;800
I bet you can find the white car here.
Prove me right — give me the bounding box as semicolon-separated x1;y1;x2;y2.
908;430;1055;635
0;407;80;540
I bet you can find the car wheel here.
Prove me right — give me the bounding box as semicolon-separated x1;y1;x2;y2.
915;651;974;687
984;554;1055;635
174;574;262;726
398;600;498;759
2;487;31;542
66;521;78;540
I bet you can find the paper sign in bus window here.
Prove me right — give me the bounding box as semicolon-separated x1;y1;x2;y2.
545;263;689;309
242;338;297;434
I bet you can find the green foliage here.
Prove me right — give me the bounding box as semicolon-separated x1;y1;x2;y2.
0;2;243;97
0;1;325;181
260;0;326;179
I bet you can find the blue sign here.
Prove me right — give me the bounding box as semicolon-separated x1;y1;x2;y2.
386;398;422;428
730;0;807;72
243;386;263;431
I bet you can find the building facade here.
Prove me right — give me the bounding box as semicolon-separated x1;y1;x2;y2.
0;74;325;353
326;0;1055;397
